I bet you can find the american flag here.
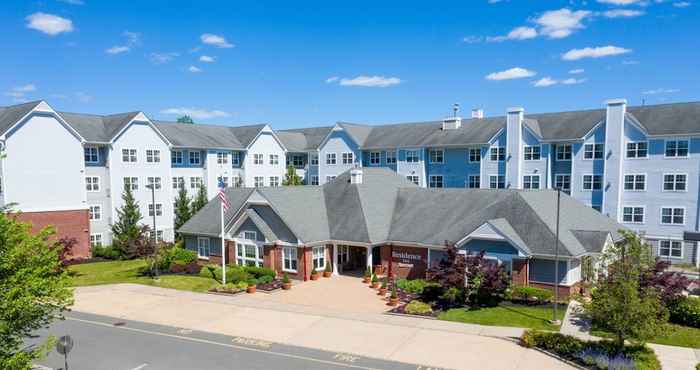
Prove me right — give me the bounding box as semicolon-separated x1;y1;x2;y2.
218;178;230;211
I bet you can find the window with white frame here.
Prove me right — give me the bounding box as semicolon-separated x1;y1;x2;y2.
386;150;397;164
89;205;101;221
217;152;228;165
85;176;100;192
310;154;319;165
122;148;137;162
90;233;103;247
232;176;243;188
236;243;263;267
146;149;161;163
123;177;138;191
148;203;163;217
489;175;505;189
147;176;162;190
269;154;279;165
523;175;540;189
369;151;381;165
523;145;541;160
197;237;210;258
189;151;201;165
468;148;481;163
190;177;203;189
468;175;480;189
232;152;241;166
623;174;646;191
622;206;644;224
282;247;298;272
429;149;444;164
291;154;304;168
429;175;443;188
171;150;183;165
556;144;572;160
661;207;685;225
663;174;687;191
84;147;99;163
554;174;571;193
311;176;319;185
254;176;265;187
156;230;163;242
326;153;337;165
342;152;354;165
582;175;602;191
217;176;229;188
312;246;325;270
406;150;420;163
583;143;604;160
659;240;683;258
253;154;263;165
406;175;419;185
325;175;336;182
243;231;257;240
269;176;280;187
490;147;505;161
172;177;185;190
665;140;689;158
626;141;648;158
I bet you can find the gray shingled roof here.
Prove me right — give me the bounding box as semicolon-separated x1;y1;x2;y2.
0;101;42;136
524;109;606;141
59;111;141;142
276;126;332;152
154;121;245;149
628;102;700;136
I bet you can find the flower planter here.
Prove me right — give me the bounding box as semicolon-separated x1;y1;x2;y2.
246;285;257;294
282;282;292;290
371;282;380;289
378;288;387;296
389;297;399;306
323;271;332;278
310;273;319;281
363;276;371;284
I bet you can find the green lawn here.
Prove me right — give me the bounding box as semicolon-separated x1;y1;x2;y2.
591;323;700;349
438;303;565;331
68;259;220;293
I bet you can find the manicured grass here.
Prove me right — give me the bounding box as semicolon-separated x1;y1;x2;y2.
591;323;700;349
438;303;566;331
69;259;219;293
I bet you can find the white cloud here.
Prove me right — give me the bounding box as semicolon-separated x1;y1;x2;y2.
673;1;691;7
562;45;631;60
533;77;558;87
188;65;202;73
602;9;645;17
325;76;339;83
149;52;179;64
334;75;402;87
200;33;234;48
597;0;645;5
106;46;129;54
622;60;640;64
569;68;585;74
75;92;93;103
5;84;36;98
561;78;586;85
642;88;680;95
534;9;592;39
59;0;85;4
160;107;231;120
462;35;483;43
487;26;538;42
199;55;215;63
26;13;74;36
485;67;536;81
105;31;141;55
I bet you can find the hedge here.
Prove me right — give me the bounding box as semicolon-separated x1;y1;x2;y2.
199;264;252;284
511;286;553;304
668;296;700;328
405;300;433;315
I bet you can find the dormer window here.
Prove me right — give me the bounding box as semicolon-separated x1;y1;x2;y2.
665;140;689;158
84;147;99;163
172;151;183;165
189;151;201;165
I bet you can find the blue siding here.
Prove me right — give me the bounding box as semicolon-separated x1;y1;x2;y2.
462;239;519;255
233;218;266;242
85;146;108;167
184;235;222;257
171;149;206;168
529;258;567;284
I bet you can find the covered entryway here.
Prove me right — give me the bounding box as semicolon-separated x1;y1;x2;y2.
335;245;367;276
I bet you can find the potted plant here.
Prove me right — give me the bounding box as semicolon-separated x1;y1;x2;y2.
389;282;399;306
370;273;379;289
378;276;388;296
246;278;258;293
323;263;332;278
363;267;371;284
310;267;319;280
282;272;292;290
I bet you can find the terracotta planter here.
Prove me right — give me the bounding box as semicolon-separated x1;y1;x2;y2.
371;282;380;289
378;288;387;295
389;297;399;306
282;282;292;290
323;271;332;278
363;276;371;284
310;273;319;281
247;285;257;294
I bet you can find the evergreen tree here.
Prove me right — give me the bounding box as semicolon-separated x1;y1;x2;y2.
176;115;194;124
191;185;208;215
173;186;191;240
282;164;304;186
111;185;144;258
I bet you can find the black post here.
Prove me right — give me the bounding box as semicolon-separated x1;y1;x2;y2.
552;187;561;325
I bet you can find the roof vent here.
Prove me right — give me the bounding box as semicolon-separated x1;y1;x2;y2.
442;117;462;130
471;108;484;119
350;166;363;184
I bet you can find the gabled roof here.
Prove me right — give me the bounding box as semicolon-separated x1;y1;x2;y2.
59;111;141;142
0;100;43;136
523;109;606;141
627;101;700;136
277;126;332;152
153;121;246;149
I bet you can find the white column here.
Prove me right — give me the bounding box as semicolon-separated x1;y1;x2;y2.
366;246;373;273
332;243;339;275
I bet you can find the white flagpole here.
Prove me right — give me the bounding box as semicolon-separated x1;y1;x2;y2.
221;200;226;285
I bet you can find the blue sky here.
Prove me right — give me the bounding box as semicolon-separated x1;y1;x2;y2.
1;0;698;129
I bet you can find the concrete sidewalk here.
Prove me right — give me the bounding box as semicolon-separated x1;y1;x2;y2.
72;284;575;370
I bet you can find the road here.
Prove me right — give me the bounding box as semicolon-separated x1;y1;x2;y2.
29;311;433;370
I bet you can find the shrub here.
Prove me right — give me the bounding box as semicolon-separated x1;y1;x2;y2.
170;247;197;264
258;275;273;284
419;283;444;303
405;300;433;315
243;266;275;279
282;272;290;284
246;277;258;286
390;283;398;299
236;281;248;290
184;262;201;274
325;263;332;273
199;264;219;279
93;245;121;260
668;296;700;328
364;266;371;278
169;261;187;273
381;276;388;289
511;286;553;304
371;274;378;284
396;279;431;294
199;264;250;283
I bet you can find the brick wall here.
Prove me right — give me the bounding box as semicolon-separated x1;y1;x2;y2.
381;244;428;279
529;281;582;298
512;259;528;287
14;209;90;259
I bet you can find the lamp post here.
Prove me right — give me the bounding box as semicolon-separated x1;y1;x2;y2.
146;183;159;279
551;187;562;325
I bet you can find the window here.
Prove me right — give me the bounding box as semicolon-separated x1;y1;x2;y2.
172;177;185;190
123;177;138;191
253;154;263;165
429;175;443;188
148;203;163;217
189;151;201;165
524;145;541;160
232;176;243;188
84;147;99;163
429;149;444;164
490;147;505;161
146;149;161;163
369;151;381;165
583;143;604;160
291;155;304;168
659;240;683;258
325;175;336;183
90;233;103;247
523;175;540;189
406;175;420;185
217;152;228;165
269;176;280;187
254;176;265;187
147;177;162;190
232;152;241;166
554;174;571;193
626;141;648;158
156;230;164;242
122;148;137;162
190;177;203;189
342;152;354;165
663;174;687;191
326;153;337;165
386;151;397;164
622;206;645;224
85;176;100;192
269;154;279;165
312;246;325;270
468;148;481;163
623;174;646;191
172;150;183;165
236;243;263;267
89;205;101;221
406;150;420;163
243;231;257;240
468;175;480;189
282;247;298;272
665;140;689;158
310;154;319;165
197;237;210;259
661;207;685;225
556;144;572;160
311;176;319;185
489;175;505;189
582;175;602;191
217;176;229;188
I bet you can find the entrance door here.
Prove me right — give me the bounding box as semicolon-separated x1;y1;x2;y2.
338;246;366;275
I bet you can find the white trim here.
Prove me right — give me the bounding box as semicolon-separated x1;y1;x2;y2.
624;140;649;159
553;173;571;192
0;101;86;143
90;233;103;247
582;142;605;161
325;152;337;165
282;246;298;273
620;205;646;224
110;114;172;147
657;239;684;259
555;143;572;161
368;151;381;165
428;148;444;164
88;204;102;221
84;146;100;164
467;147;482;163
121;148;138;163
581;173;602;191
246;124;288;151
523;145;542;161
661;173;688;192
663;138;690;159
622;173;647;192
522;174;541;190
145;148;162;164
659;206;686;226
197;237;211;259
488;174;505;189
341;151;354;165
85;175;100;192
428;174;444;188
